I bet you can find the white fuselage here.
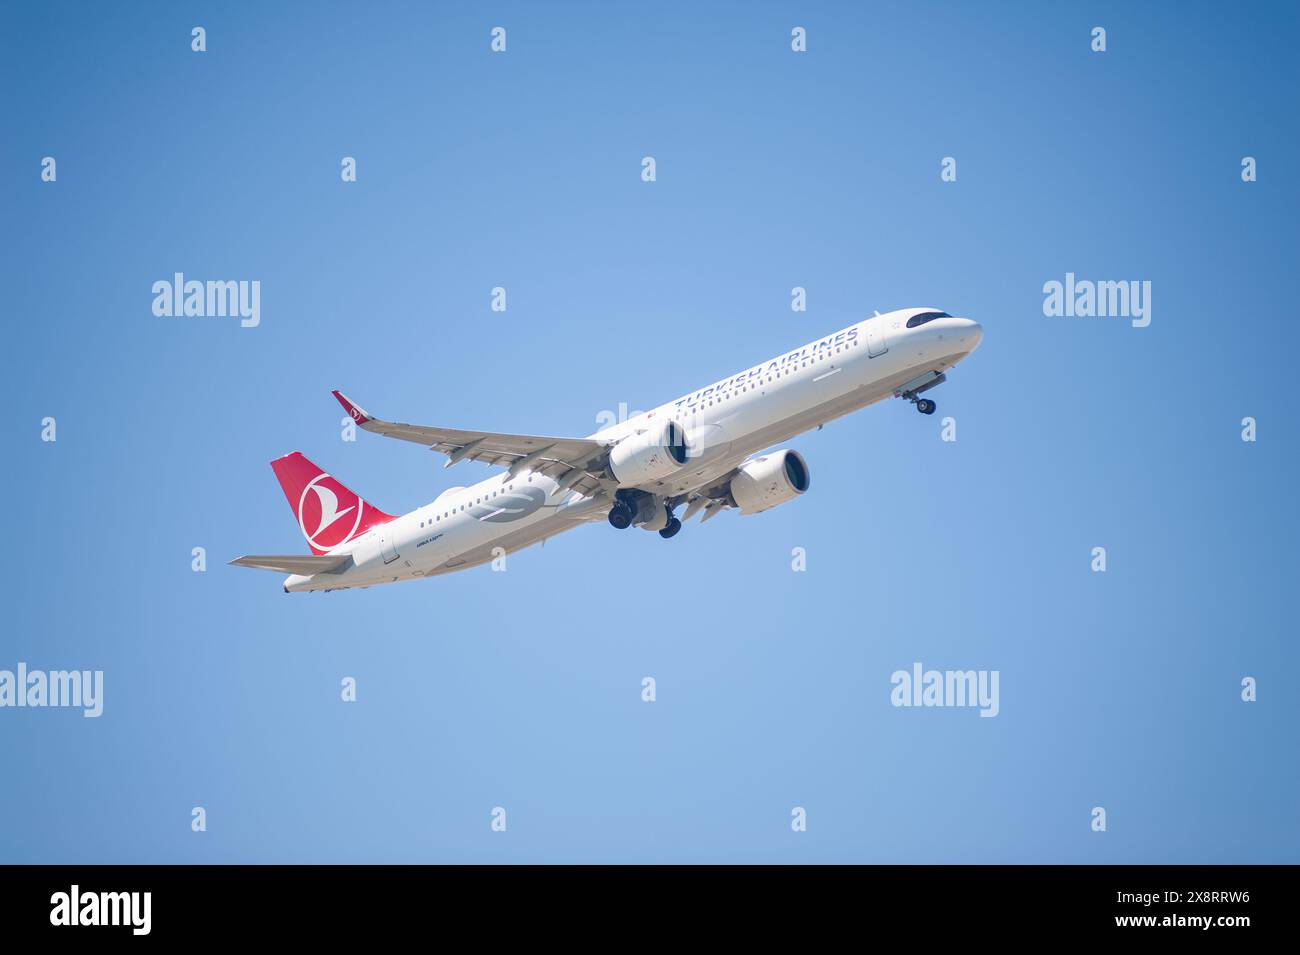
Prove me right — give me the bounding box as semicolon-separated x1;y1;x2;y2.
285;308;982;591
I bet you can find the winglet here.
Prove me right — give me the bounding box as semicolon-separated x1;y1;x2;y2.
333;390;371;425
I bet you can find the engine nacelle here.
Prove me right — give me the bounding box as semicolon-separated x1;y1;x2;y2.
729;449;810;514
608;420;688;486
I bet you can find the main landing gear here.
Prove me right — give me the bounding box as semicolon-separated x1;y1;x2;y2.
607;490;682;539
608;501;633;529
915;398;936;415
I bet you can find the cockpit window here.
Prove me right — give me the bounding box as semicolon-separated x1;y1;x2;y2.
906;311;951;328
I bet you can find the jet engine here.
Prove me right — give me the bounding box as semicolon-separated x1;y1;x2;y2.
729;450;810;514
608;419;688;486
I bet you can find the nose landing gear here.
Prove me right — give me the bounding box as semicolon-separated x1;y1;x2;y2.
897;372;945;416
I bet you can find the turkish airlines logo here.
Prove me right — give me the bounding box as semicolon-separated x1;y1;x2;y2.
298;474;363;550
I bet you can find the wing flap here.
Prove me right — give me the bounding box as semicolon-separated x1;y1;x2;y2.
230;554;352;575
332;390;607;477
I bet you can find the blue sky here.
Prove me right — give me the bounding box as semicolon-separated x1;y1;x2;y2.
2;1;1297;863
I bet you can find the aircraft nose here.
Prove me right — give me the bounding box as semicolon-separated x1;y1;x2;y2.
954;318;983;351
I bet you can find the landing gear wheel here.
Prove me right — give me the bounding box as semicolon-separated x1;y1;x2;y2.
916;398;936;415
608;504;633;529
659;517;682;539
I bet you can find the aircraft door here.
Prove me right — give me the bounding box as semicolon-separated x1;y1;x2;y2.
866;322;889;357
380;524;399;564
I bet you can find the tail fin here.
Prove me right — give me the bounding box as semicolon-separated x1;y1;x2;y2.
270;451;395;555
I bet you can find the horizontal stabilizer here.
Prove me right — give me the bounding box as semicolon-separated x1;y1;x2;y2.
229;554;352;575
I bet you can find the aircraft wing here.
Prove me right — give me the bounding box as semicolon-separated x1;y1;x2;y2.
332;391;609;495
229;554;352;575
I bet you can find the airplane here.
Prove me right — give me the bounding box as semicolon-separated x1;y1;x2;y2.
231;308;983;592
